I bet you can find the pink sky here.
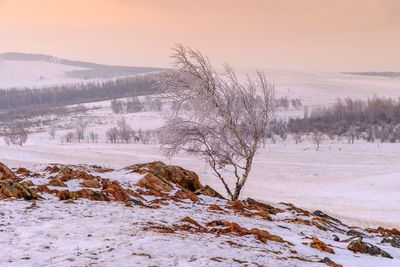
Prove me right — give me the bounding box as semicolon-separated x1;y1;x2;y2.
0;0;399;71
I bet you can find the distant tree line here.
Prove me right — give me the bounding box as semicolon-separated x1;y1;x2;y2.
60;118;155;145
344;72;400;78
0;75;158;112
110;96;163;114
288;97;400;143
275;97;302;110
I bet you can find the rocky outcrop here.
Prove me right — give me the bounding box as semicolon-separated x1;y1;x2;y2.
366;227;400;237
0;162;17;180
80;179;102;188
381;236;400;248
347;238;392;258
195;185;225;199
0;162;41;200
310;237;335;254
53;166;100;182
136;173;173;193
150;217;290;245
128;161;203;192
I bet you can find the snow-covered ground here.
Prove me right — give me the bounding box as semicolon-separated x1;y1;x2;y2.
1;63;400;267
0;96;399;229
1;140;399;229
0;59;91;89
1;164;399;266
247;69;400;106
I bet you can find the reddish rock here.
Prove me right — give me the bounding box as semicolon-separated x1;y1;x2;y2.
248;228;285;243
57;190;74;200
54;166;99;182
80;179;102;189
48;178;67;187
0;162;16;180
136;173;173;193
44;165;60;173
284;218;312;226
36;185;59;194
73;189;109;201
347;238;392;258
243;198;283;215
195;185;225;199
181;216;202;228
174;189;198;202
209;204;225;212
0;163;41;200
128;161;203;192
102;181;131;201
310;237;335;254
366;227;400;237
319;257;343;267
15;167;31;177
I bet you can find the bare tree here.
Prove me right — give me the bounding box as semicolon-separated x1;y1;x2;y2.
327;132;336;144
64;132;75;143
4;123;29;146
126;97;143;113
117;118;134;143
74;118;89;143
158;44;275;200
88;131;99;143
49;126;57;140
144;95;163;112
106;127;119;143
111;99;125;114
346;126;357;144
312;131;324;150
293;133;303;144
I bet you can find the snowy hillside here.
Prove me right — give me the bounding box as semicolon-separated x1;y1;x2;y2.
0;52;161;89
259;69;400;106
1;161;399;266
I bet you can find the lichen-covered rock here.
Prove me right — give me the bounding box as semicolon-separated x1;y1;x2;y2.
319;257;343;267
136;173;173;193
54;166;99;182
310;237;335;254
0;162;41;200
80;179;102;189
195;185;225;199
48;178;67;187
0;162;16;180
128;161;203;192
0;180;42;200
347;238;392;258
57;190;74;200
366;227;400;237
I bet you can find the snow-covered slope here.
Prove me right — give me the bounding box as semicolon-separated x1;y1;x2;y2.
1;162;399;266
259;69;400;106
0;52;161;89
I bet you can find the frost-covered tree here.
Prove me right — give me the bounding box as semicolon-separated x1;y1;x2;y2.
4;123;29;146
106;127;119;143
74;117;89;143
117;118;134;143
312;131;324;150
88;131;99;143
158;44;275;200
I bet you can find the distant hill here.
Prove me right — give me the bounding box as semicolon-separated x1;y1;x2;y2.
343;72;400;78
0;52;163;89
